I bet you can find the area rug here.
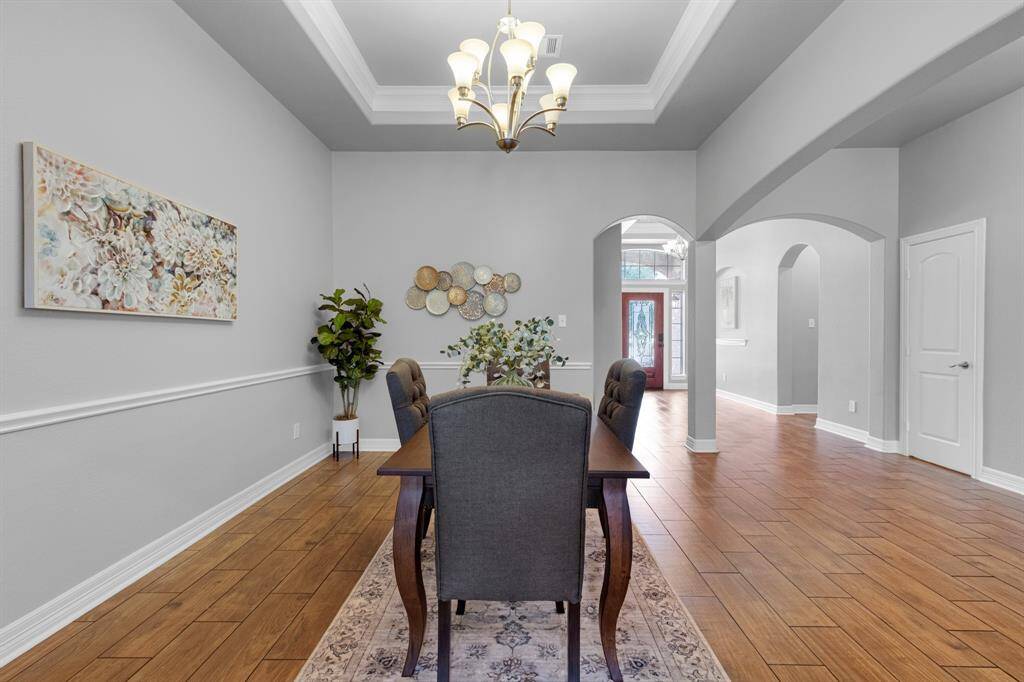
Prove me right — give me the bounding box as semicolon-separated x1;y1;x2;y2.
297;510;728;681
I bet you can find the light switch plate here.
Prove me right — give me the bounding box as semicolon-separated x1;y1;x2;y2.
292;423;301;439
848;400;857;413
808;318;816;328
557;314;567;328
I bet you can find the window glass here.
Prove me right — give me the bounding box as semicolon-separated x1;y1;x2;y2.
671;290;684;376
621;248;684;281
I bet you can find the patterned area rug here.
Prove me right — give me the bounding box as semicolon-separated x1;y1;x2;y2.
298;510;728;681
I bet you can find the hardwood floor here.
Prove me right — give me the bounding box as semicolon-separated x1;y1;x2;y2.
4;390;1024;680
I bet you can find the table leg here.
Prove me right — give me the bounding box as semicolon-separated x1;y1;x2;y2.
599;478;632;682
393;475;427;677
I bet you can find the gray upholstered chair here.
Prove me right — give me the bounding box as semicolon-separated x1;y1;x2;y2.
386;358;434;539
429;386;590;682
386;358;429;445
598;358;647;450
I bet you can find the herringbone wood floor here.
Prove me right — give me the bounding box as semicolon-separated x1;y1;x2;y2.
4;391;1024;680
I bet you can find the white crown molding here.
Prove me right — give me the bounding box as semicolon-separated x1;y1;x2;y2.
0;364;331;435
0;442;331;667
283;0;735;126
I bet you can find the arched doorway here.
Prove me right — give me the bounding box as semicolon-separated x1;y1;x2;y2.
593;215;693;402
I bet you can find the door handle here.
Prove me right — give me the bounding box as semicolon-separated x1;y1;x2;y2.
948;361;970;369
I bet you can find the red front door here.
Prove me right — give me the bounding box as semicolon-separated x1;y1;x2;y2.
621;292;663;389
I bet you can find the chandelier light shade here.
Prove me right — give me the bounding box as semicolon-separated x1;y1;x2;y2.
445;0;577;153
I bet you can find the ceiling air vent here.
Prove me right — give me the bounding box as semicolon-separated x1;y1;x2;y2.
541;35;563;58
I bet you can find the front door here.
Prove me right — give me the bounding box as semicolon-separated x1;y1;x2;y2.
904;221;983;475
622;292;663;389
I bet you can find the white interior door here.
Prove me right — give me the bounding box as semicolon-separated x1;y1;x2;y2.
904;222;983;475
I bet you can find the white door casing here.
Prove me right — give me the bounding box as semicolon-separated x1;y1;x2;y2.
901;220;985;476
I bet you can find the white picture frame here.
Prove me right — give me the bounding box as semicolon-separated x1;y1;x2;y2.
718;275;737;329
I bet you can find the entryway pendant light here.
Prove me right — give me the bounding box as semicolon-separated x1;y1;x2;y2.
446;0;577;153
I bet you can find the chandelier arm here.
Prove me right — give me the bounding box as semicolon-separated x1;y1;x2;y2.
473;81;493;108
462;98;504;139
514;107;564;137
518;124;557;138
457;121;498;136
486;28;500;105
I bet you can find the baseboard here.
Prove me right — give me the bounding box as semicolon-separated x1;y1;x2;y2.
0;441;331;667
780;404;818;415
814;417;869;443
864;435;905;454
686;435;718;453
360;438;400;452
977;466;1024;497
716;389;779;414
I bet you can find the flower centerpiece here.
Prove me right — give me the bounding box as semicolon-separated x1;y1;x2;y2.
310;286;385;447
442;316;568;387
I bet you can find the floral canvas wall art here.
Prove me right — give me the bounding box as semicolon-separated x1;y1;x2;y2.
23;143;237;320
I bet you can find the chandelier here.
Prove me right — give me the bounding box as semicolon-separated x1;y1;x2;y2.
446;1;577;153
662;237;688;261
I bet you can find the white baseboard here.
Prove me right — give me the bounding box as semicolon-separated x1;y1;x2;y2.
864;435;905;454
716;389;817;416
0;442;331;667
977;466;1024;496
716;389;779;414
686;435;718;453
360;438;400;452
814;418;870;443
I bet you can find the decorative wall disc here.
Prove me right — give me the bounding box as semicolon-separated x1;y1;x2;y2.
484;292;508;316
458;290;485;320
426;289;451;315
484;274;506;294
451;262;476;290
447;285;468;305
405;286;428;310
503;272;521;293
436;271;453;291
474;265;494;285
415;265;440;290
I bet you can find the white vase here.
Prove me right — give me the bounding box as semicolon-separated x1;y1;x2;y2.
332;416;359;445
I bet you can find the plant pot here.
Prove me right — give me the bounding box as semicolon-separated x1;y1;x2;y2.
332;416;359;445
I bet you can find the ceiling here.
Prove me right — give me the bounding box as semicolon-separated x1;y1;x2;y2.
333;0;689;86
176;0;840;150
843;37;1024;147
176;0;1021;152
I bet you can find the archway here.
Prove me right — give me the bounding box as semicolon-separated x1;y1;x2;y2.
592;215;692;403
777;244;820;413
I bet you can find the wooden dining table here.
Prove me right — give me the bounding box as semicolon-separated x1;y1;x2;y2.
377;418;650;682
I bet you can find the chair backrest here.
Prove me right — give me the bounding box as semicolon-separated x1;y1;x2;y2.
429;386;591;603
598;359;647;450
386;358;429;445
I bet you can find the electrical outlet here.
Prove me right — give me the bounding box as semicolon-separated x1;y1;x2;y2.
557;314;567;328
848;400;857;413
808;318;816;328
292;422;301;439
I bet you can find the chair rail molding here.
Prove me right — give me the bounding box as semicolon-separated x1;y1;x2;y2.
0;364;332;435
0;441;331;667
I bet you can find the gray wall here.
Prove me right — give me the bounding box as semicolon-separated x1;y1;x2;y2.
331;151;696;440
789;249;820;406
593;226;623;401
716;219;870;430
0;0;334;627
900;87;1024;477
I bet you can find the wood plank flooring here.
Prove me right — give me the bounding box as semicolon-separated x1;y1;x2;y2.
4;390;1024;680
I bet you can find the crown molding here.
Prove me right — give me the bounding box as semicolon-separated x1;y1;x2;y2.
283;0;735;126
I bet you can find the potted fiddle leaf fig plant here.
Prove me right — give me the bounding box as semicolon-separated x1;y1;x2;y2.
310;286;385;447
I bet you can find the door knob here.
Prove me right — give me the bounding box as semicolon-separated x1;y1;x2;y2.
948;361;970;369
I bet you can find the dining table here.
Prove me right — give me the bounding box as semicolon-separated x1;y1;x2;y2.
376;417;650;682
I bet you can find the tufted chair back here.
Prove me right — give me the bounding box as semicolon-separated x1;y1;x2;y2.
597;359;647;450
386;358;430;444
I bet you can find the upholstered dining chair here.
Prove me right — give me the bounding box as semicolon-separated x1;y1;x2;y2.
593;359;647;537
386;358;433;539
429;386;591;682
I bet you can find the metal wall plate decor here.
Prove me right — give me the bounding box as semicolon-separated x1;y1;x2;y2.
459;290;485;320
415;265;440;290
425;289;451;315
404;261;522;318
405;286;428;310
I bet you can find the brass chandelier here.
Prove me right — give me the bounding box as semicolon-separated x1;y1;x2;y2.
446;1;577;153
